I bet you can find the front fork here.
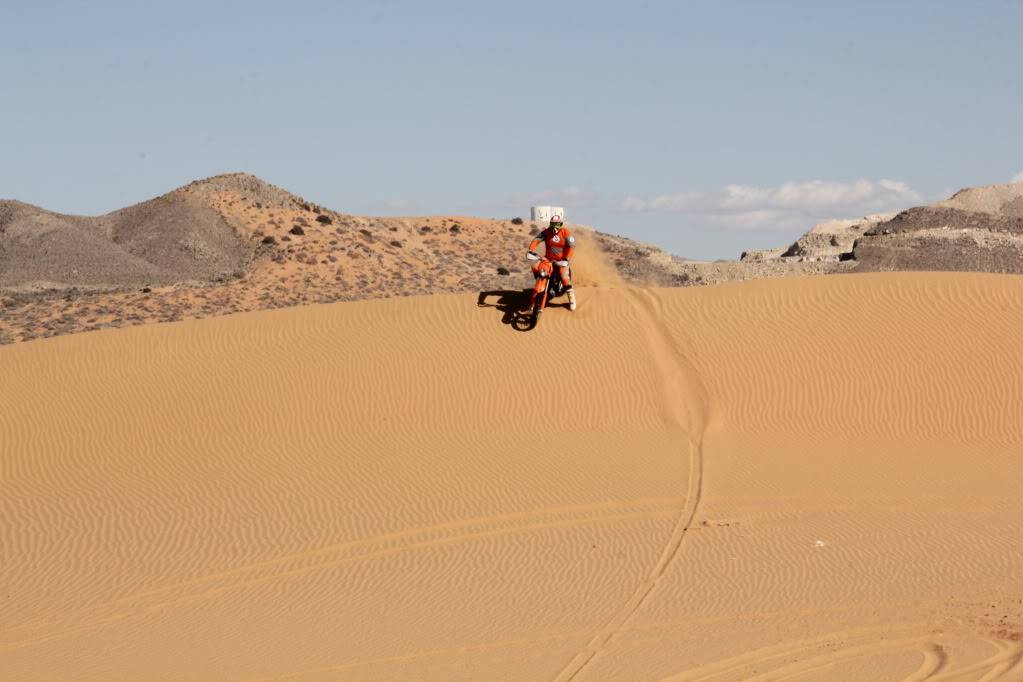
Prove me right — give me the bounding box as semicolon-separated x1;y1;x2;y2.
531;275;550;311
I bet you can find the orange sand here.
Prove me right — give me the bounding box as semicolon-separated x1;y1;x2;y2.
3;272;1023;680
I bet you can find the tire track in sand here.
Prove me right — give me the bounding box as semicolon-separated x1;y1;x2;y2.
661;623;1023;681
555;288;709;681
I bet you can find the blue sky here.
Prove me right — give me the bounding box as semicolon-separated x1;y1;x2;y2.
2;0;1022;258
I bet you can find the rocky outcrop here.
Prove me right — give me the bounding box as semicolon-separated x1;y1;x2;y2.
781;214;893;261
591;231;695;286
727;182;1023;278
851;184;1023;273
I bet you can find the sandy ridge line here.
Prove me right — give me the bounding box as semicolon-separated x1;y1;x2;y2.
555;288;710;681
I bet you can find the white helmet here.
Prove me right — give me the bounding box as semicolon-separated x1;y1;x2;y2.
549;214;563;229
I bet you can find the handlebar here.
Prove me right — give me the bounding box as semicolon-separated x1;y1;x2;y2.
525;252;568;267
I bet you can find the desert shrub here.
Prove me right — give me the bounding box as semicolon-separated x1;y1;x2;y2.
511;217;523;225
316;214;333;225
290;225;305;236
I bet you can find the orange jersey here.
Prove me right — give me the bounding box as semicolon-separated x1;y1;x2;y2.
529;227;576;262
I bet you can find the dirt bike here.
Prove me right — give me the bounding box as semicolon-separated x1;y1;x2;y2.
525;253;571;329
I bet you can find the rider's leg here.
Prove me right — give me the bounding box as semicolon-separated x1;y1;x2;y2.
558;266;577;311
558;266;571;289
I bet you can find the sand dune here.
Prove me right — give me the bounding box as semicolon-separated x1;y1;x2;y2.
3;272;1023;680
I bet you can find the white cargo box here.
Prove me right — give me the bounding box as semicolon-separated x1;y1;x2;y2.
530;205;565;225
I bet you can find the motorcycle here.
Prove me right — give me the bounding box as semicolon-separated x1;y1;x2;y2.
525;253;570;329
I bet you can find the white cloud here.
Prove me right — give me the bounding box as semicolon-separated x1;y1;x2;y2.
620;179;921;231
1011;171;1023;184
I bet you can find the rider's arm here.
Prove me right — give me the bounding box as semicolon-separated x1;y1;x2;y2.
527;233;544;254
563;232;576;261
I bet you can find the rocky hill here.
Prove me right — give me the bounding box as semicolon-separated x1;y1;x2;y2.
1;174;638;344
852;184;1023;272
0;193;251;292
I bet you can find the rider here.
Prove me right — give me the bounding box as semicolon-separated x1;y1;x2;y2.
526;214;576;311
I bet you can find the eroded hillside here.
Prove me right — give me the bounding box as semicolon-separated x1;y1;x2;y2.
1;174;626;344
